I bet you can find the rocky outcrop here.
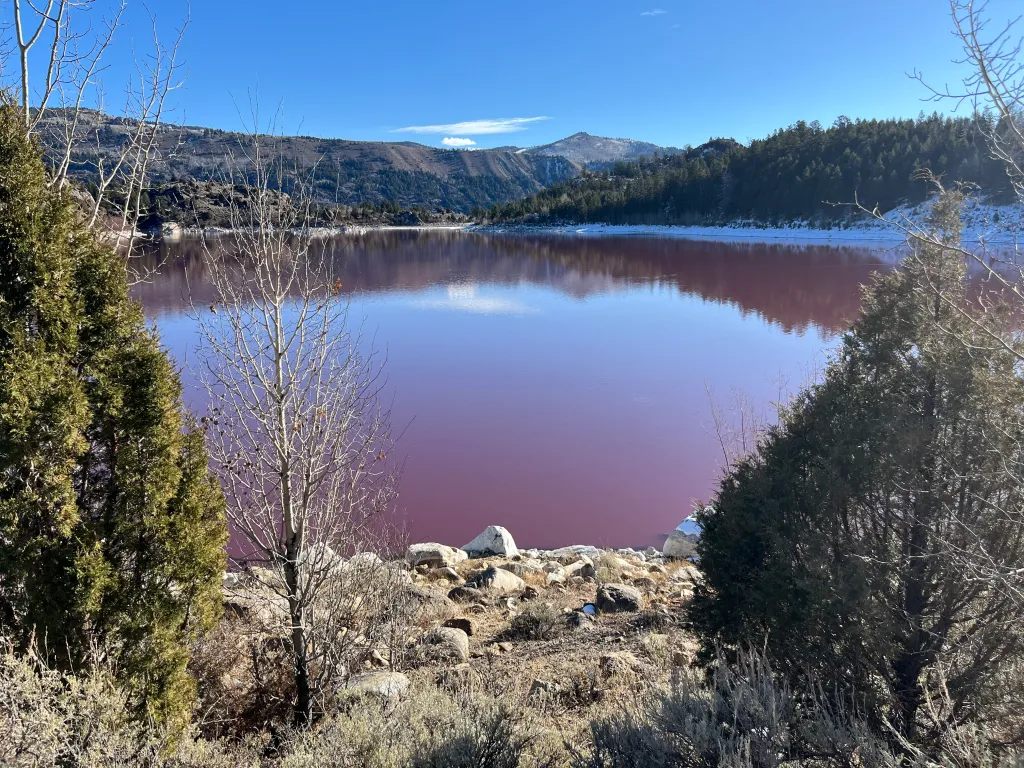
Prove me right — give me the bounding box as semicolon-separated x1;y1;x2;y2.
542;545;601;562
463;526;519;558
443;617;476;636
465;566;526;595
499;559;544;577
595;583;644;613
564;556;596;580
407;542;469;569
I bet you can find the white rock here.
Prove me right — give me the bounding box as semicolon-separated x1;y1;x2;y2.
499;559;544;576
346;671;410;699
564;555;596;579
663;529;698;559
462;525;519;558
546;545;601;562
406;542;469;569
419;627;470;663
465;566;526;594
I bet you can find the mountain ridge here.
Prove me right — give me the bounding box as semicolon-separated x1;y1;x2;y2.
523;131;685;166
40;110;581;213
39;111;692;212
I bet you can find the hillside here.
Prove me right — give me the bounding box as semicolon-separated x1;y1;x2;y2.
490;116;1014;225
523;131;684;166
39;110;581;213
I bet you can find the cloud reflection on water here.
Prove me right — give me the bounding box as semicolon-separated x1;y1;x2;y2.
410;283;540;315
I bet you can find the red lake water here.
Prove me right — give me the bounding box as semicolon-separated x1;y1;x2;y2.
133;231;896;551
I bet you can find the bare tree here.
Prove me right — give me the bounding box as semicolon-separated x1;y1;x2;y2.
192;126;402;726
869;0;1024;342
4;0;189;276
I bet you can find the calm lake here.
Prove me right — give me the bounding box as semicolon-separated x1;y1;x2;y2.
133;231;896;551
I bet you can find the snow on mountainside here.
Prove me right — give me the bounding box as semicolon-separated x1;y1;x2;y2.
524;132;684;167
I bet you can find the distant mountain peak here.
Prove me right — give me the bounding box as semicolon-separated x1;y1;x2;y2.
526;132;682;167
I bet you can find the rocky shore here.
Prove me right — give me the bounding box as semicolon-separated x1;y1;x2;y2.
219;523;702;729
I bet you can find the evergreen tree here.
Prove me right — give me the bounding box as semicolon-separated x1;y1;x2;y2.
0;105;227;729
491;114;1013;226
688;190;1024;748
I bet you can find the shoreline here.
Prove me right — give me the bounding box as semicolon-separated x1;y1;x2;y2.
154;221;904;247
148;210;1023;250
473;222;907;247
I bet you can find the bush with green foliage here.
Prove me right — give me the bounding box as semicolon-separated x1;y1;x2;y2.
689;189;1024;749
0;105;227;729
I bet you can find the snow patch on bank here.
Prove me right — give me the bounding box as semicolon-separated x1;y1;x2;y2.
481;197;1024;249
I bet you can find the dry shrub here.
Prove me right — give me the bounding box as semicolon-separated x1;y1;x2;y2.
0;645;158;767
280;686;562;768
571;648;1023;768
520;570;551;589
637;633;672;667
190;612;295;738
0;642;248;768
593;554;627;583
507;603;563;641
193;555;420;736
629;610;673;633
533;670;605;713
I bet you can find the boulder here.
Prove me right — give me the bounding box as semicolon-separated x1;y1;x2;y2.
499;559;544;577
567;611;595;632
663;529;698;559
347;551;385;569
465;566;526;594
430;566;463;584
418;627;470;663
346;671;410;700
448;585;486;603
600;651;640;677
402;586;455;613
406;543;469;569
443;617;476;637
632;577;658;592
545;545;601;562
462;525;519;558
565;556;597;580
546;571;566;586
595;583;644;613
670;565;702;584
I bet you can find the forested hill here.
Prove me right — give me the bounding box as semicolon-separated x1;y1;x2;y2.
489;115;1013;226
38;110;580;213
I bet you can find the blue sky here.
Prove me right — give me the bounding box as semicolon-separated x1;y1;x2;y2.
31;0;1024;148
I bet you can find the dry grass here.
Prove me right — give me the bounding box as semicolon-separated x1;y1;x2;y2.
8;551;1010;767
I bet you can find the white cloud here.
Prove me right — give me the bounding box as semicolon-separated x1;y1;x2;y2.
393;117;549;136
640;8;666;15
442;137;476;147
